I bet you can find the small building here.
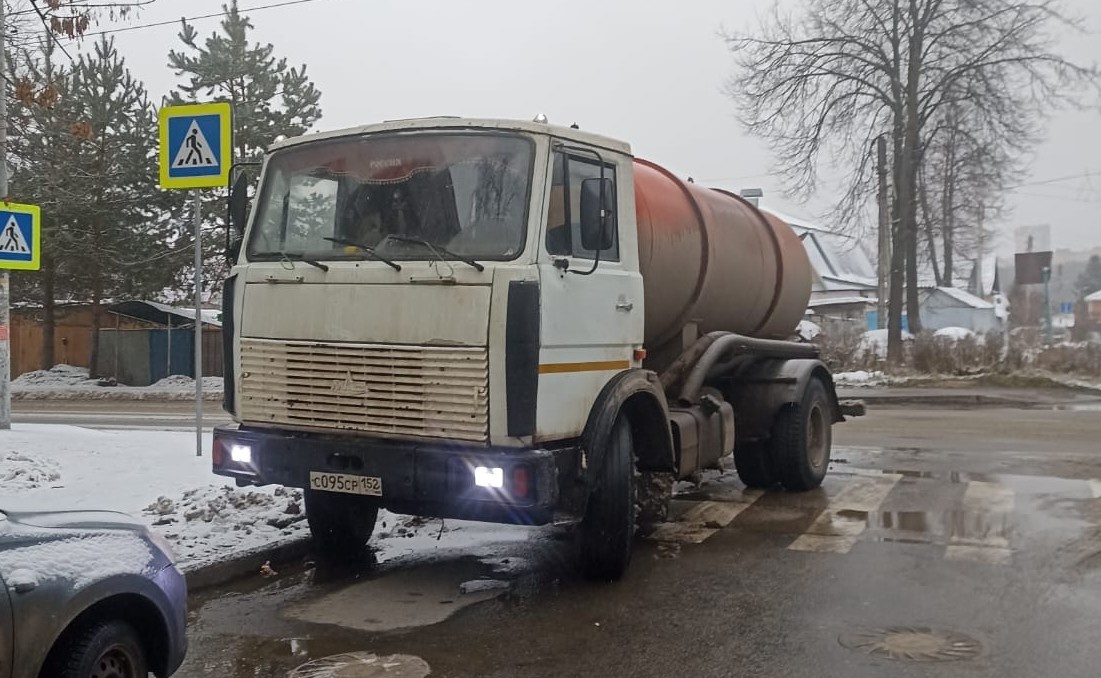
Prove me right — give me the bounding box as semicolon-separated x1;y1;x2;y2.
919;287;1002;334
1087;290;1101;323
11;299;222;384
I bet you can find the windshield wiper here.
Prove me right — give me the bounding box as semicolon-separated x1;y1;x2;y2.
323;236;402;271
382;234;485;272
278;251;329;272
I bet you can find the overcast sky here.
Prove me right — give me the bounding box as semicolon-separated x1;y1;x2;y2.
101;0;1100;255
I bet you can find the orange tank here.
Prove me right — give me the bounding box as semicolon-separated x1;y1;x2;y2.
633;158;812;354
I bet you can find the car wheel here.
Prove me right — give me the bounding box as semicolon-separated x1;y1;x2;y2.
46;619;148;678
305;489;380;559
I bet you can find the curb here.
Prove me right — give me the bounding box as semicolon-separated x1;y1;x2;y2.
183;536;313;592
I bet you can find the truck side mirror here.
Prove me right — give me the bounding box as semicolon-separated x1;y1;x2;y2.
580;177;615;251
227;172;250;264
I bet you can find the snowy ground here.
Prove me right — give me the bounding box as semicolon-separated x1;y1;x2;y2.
13;365;224;401
0;425;535;573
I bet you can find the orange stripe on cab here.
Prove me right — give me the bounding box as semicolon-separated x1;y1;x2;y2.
538;360;631;375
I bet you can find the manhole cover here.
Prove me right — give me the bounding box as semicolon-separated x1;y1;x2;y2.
838;627;981;662
289;652;431;678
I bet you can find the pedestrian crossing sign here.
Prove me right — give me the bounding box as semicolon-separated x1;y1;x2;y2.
159;102;233;189
0;202;40;271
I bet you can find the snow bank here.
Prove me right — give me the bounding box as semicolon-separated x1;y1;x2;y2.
149;375;225;391
12;364;224;400
933;326;975;341
13;364;96;388
142;485;308;569
834;370;885;386
860;329;914;358
0;452;61;493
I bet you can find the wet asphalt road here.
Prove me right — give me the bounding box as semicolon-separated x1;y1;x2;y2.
177;405;1101;677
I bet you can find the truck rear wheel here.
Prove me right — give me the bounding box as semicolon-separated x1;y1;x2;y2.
579;413;636;581
733;441;776;488
305;489;380;559
772;378;832;491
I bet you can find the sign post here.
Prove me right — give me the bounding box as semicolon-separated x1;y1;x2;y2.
0;202;42;431
159;102;232;456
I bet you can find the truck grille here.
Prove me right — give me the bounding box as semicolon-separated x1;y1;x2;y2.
238;338;489;442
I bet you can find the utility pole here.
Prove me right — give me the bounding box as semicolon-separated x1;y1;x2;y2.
1043;266;1053;345
0;1;12;431
876;135;889;330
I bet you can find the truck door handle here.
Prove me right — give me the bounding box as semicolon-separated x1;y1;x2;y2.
616;301;634;312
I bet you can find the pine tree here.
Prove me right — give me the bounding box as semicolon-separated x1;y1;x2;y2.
9;38;181;372
166;0;323;299
167;0;322;162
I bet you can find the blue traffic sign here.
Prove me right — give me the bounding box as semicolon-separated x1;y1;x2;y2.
158;103;232;190
1060;302;1074;314
0;202;40;271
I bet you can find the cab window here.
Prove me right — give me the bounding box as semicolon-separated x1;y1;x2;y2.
546;151;619;262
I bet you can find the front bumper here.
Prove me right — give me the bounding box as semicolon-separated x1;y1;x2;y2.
212;425;563;525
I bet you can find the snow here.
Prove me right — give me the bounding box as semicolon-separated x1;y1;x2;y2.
935;286;994;310
2;424;537;573
458;579;510;594
6;568;39;590
12;365;224;400
933;327;976;341
1;452;61;492
1085;289;1101;302
0;533;155;588
13;365;98;388
833;370;884;385
795;320;821;342
860;329;913;358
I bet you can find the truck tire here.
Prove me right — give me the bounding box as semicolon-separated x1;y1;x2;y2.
579;413;636;581
305;489;379;559
772;377;832;491
734;441;776;488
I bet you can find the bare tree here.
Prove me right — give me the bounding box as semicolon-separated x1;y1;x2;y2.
725;0;1097;363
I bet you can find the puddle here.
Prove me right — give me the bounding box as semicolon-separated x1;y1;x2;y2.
284;559;507;633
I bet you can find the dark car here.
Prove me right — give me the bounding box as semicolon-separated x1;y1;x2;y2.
0;509;187;678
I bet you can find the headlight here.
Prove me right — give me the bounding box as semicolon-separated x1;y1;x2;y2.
144;527;179;565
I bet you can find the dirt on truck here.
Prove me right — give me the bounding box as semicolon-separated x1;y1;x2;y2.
212;116;860;580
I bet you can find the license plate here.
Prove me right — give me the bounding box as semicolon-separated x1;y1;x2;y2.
309;471;382;497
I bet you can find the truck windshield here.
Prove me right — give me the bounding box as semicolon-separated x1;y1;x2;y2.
247;132;533;262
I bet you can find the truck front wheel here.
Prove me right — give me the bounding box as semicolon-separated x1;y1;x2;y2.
772;378;832;491
579;413;636;581
305;489;380;559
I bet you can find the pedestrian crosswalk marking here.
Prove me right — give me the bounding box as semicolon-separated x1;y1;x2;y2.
788;474;901;554
648;491;763;545
0;215;30;253
1088;479;1101;499
171;120;217;168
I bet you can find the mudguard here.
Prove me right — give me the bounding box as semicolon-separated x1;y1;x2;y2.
580;369;676;485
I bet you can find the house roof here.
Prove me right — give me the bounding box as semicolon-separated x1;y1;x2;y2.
761;210;879;293
109;300;221;327
1086;289;1101;302
807;296;877;308
929;286;995;310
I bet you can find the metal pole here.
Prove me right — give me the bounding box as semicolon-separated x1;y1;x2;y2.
0;1;11;431
193;190;203;455
1043;265;1053;346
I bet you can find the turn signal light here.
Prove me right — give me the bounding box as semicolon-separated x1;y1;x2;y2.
633;348;647;362
512;465;530;500
211;439;225;466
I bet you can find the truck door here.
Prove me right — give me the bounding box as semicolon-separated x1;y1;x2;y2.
535;148;645;441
